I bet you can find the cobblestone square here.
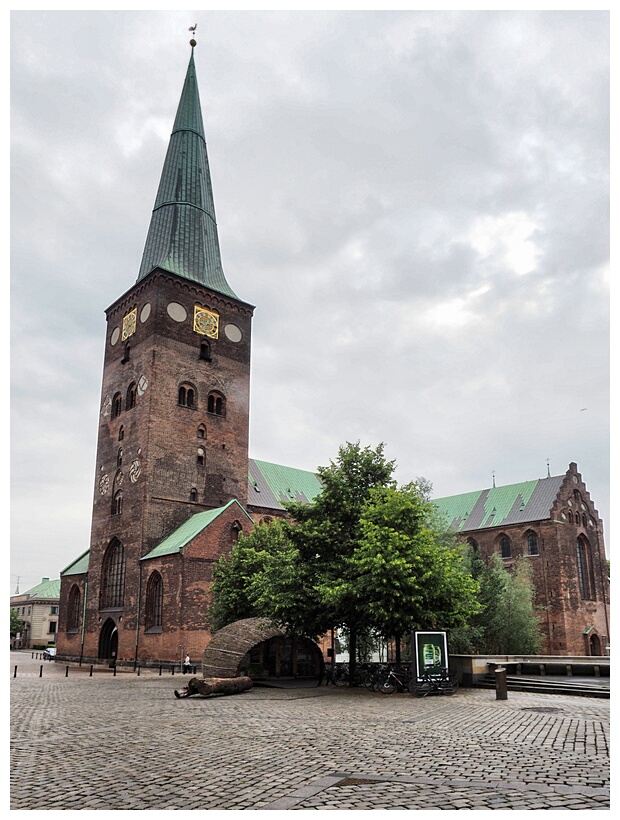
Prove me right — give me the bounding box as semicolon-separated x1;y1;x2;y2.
10;652;610;811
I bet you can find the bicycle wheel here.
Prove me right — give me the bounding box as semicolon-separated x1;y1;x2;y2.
443;678;459;695
413;680;432;697
378;677;397;694
363;674;377;691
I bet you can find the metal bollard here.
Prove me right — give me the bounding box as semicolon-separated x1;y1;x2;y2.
137;666;140;676
89;665;93;677
113;665;117;677
65;666;69;677
159;666;162;676
39;665;43;678
495;666;508;700
14;666;17;678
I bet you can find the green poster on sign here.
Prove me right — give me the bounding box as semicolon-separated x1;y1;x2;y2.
412;631;448;679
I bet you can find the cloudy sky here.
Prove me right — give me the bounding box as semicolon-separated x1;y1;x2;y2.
10;9;610;594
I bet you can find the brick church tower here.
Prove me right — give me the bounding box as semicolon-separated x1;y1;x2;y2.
57;43;255;666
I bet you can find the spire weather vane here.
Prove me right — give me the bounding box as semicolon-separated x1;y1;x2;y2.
189;24;197;47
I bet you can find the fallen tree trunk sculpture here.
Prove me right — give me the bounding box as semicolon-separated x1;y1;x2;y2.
174;676;253;699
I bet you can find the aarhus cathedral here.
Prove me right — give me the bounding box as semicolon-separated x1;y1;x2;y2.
57;43;609;667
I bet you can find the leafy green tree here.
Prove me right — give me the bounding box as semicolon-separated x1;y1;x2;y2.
209;441;482;681
494;557;542;654
449;549;542;655
336;484;479;665
208;518;293;630
10;609;24;638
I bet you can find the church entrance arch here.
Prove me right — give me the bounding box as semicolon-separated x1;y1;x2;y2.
98;618;118;665
589;633;602;656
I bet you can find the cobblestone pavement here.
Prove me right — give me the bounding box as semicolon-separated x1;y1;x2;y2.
10;652;610;811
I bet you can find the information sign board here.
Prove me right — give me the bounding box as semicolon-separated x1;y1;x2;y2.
412;631;448;679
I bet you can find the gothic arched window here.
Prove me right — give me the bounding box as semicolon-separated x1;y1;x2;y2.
499;535;511;559
67;585;81;632
111;490;123;516
112;393;122;419
576;536;596;601
526;531;539;556
144;572;163;631
467;538;479;554
231;520;242;545
99;539;125;609
126;382;137;409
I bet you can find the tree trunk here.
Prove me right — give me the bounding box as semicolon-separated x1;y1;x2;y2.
174;676;253;698
348;627;357;686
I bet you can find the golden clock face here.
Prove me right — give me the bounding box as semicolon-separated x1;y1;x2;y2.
122;309;137;341
193;306;219;339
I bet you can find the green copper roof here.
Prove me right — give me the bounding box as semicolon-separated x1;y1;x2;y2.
61;550;90;576
248;458;323;510
433;475;563;533
142;500;253;560
23;578;61;599
137;48;237;298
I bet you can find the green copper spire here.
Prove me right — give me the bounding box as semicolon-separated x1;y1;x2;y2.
137;47;237;298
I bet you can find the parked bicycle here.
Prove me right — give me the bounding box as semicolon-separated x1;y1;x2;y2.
411;667;459;697
324;662;362;686
358;663;389;691
377;665;411;694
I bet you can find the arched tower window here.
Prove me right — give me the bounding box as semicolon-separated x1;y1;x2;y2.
190;487;198;502
526;531;539;556
67;585;81;632
111;490;123;516
121;342;131;363
178;384;196;408
197;447;205;466
117;448;123;467
118;425;124;442
126;383;137;409
231;520;242;545
499;535;511;559
197;425;206;439
112;393;122;419
576;536;596;601
99;539;125;609
199;340;212;361
208;392;225;416
144;572;163;631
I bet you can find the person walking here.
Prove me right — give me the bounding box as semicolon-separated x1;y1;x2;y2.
183;654;191;674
